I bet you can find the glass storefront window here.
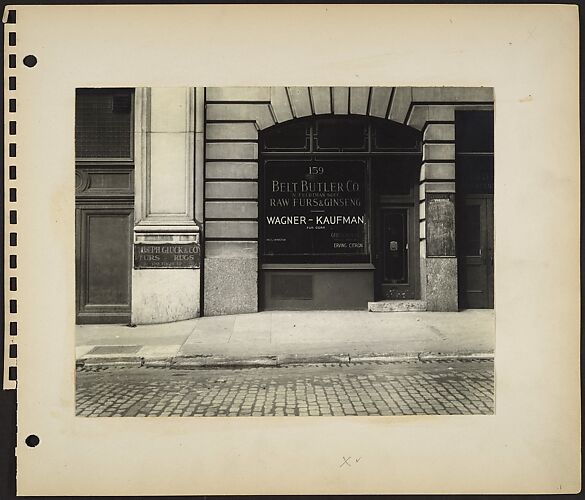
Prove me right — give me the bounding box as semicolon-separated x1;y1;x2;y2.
372;157;415;196
262;159;369;263
260;116;422;265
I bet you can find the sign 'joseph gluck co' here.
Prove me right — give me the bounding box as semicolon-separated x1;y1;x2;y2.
263;160;368;260
134;242;200;269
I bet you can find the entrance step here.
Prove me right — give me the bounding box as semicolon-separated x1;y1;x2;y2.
368;300;427;312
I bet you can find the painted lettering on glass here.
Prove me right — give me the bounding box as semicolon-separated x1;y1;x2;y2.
263;160;368;262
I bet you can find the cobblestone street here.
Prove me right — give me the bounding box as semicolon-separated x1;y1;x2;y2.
76;360;494;417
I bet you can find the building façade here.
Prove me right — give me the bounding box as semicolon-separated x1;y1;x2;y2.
75;87;494;324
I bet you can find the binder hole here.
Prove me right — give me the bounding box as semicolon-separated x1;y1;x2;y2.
23;55;37;67
25;435;40;448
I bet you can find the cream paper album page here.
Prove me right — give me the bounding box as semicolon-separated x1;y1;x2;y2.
3;3;580;496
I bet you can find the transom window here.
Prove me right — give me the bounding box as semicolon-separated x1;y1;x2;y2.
260;115;421;153
455;110;494;194
75;88;134;160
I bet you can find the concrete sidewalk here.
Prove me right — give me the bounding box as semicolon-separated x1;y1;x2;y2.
76;310;495;368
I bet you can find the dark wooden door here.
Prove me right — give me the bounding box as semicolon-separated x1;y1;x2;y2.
75;167;135;324
458;195;494;308
75;88;134;324
375;207;416;299
75;203;133;323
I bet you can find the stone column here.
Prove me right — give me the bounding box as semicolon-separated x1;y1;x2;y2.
421;119;458;311
132;88;200;324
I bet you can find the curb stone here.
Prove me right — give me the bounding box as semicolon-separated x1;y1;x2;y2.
418;352;494;361
171;355;279;369
77;356;144;368
352;351;494;362
77;351;494;369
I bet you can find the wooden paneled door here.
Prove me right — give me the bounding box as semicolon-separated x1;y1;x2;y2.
75;88;134;324
457;195;494;309
75;199;134;324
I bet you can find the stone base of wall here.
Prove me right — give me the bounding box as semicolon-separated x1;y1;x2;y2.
132;269;200;324
425;258;458;311
204;257;257;316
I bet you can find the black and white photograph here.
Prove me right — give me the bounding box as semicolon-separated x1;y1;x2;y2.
74;86;495;417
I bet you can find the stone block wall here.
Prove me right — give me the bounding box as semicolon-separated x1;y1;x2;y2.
419;117;458;312
203;88;264;316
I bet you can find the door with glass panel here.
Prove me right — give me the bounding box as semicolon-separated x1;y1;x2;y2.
375;207;416;300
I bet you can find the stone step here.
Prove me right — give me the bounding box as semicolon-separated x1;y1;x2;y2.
367;300;427;312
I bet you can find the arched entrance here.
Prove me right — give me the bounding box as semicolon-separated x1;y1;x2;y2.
258;115;422;310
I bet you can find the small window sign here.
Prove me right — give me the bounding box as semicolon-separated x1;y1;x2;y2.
134;242;200;269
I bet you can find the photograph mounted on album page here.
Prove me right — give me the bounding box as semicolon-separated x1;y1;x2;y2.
3;3;580;496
